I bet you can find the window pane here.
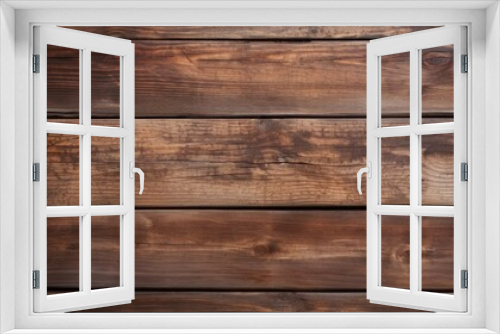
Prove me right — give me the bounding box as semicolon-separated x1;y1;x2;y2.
381;136;410;205
92;52;121;127
421;133;454;206
381;215;410;290
421;217;454;294
91;137;121;206
47;133;80;206
47;45;80;124
47;217;80;294
92;216;121;290
421;45;454;124
381;52;410;127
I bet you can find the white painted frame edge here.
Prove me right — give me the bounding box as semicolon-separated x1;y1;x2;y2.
0;2;17;334
1;3;493;334
485;3;500;333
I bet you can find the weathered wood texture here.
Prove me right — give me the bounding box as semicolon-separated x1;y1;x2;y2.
47;210;453;291
71;291;420;312
46;40;453;118
45;26;455;312
66;26;435;40
47;118;453;207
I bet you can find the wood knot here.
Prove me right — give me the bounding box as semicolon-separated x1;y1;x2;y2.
393;247;410;263
253;240;280;256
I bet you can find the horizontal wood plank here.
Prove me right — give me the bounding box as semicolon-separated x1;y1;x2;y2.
48;210;453;291
47;118;453;207
72;291;423;312
47;41;453;118
65;26;435;40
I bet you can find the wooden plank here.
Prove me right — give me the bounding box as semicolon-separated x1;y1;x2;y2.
47;210;453;291
47;118;453;207
65;26;436;40
72;291;424;312
46;41;453;118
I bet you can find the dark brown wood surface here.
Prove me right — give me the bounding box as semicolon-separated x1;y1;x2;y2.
45;26;455;313
47;118;453;207
72;291;420;313
66;26;435;40
47;40;452;118
48;210;453;291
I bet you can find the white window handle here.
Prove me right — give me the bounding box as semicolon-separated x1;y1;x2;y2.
129;162;145;195
357;162;371;195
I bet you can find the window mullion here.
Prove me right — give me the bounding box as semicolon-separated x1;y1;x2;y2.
409;48;420;295
82;48;92;294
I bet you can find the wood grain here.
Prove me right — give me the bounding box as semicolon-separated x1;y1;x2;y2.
48;210;453;291
46;41;453;118
72;291;422;312
65;26;436;40
47;118;453;207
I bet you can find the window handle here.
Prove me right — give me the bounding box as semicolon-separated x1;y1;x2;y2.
129;162;145;195
357;162;371;195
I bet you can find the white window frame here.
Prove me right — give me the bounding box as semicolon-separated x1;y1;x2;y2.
32;25;136;313
366;26;468;313
1;1;499;333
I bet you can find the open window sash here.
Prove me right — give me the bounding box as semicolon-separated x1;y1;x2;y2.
366;26;467;312
33;26;136;313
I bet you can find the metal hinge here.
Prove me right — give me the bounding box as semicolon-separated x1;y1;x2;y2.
461;162;468;181
33;163;40;182
461;54;468;73
461;270;468;289
33;54;40;73
33;270;40;289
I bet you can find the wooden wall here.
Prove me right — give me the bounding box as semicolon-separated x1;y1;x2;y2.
46;26;455;312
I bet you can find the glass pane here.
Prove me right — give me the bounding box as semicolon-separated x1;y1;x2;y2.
47;45;80;124
381;215;410;290
421;45;454;124
92;52;121;127
381;52;410;127
91;137;121;206
381;136;410;205
47;133;80;206
421;217;454;294
47;217;80;294
91;216;121;289
421;133;454;206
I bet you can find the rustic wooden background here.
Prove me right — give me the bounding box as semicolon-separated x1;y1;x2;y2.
45;26;455;312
